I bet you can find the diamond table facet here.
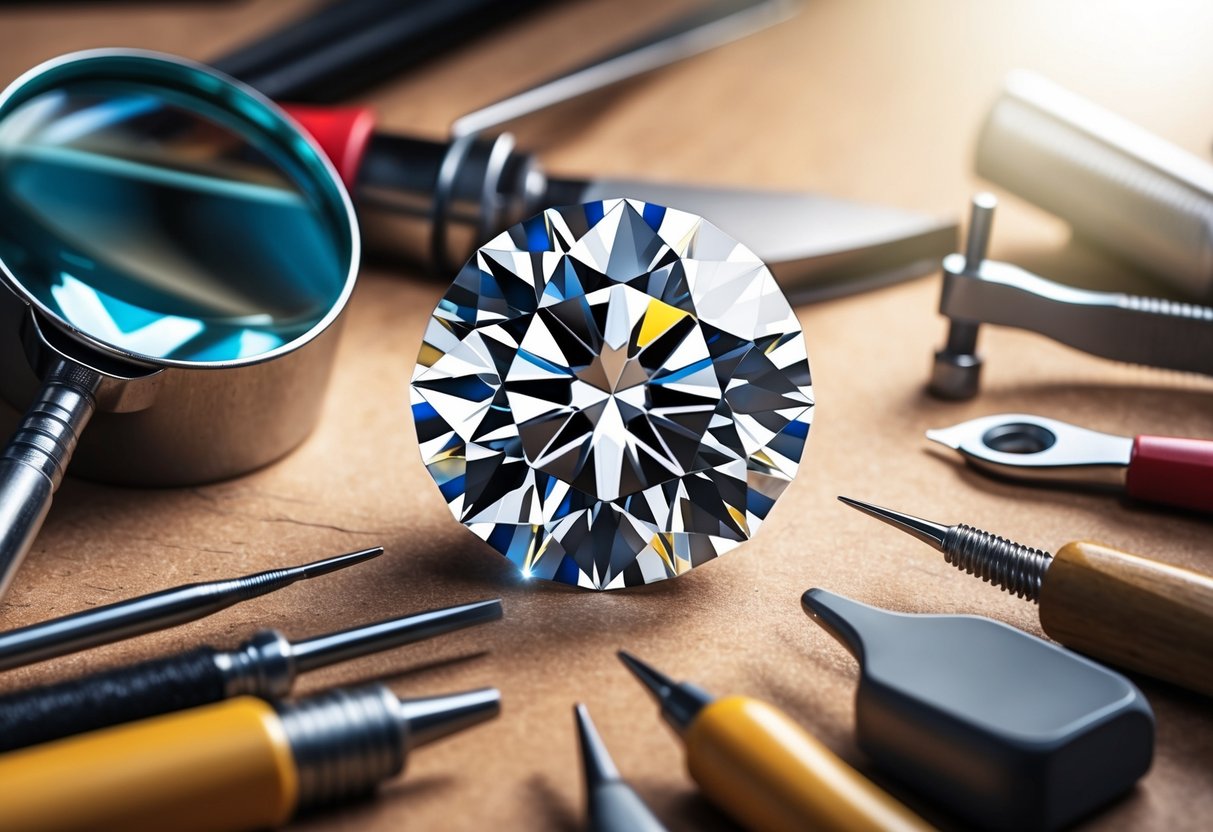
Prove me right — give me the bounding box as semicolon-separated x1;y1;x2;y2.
411;199;814;590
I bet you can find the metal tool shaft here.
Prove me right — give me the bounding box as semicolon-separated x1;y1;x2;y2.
839;497;1054;601
0;547;382;671
0;363;99;607
291;598;503;674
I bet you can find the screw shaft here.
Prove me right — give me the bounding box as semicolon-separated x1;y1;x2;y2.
942;524;1053;602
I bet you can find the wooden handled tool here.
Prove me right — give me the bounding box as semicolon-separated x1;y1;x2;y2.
840;497;1213;696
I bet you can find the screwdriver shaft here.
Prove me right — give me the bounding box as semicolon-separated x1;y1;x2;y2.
0;547;382;672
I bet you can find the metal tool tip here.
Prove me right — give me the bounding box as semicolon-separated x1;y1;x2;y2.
617;651;673;699
574;703;621;785
399;687;501;751
299;546;384;579
837;496;950;552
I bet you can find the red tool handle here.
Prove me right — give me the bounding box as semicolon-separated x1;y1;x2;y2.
1124;435;1213;513
281;104;376;189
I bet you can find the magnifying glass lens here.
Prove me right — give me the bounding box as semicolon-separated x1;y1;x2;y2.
0;80;346;362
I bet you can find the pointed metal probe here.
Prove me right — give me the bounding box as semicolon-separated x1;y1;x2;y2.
575;704;668;832
617;651;713;734
836;495;1213;697
0;547;383;671
837;496;949;551
0;598;503;752
838;496;1053;600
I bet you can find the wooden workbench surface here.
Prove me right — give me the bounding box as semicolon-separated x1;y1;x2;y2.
0;1;1210;829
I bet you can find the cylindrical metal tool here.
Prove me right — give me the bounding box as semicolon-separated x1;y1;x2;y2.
0;547;381;671
0;598;502;751
976;69;1213;299
0;684;500;832
839;496;1213;696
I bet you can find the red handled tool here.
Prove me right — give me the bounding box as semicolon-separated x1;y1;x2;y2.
215;0;957;295
926;413;1213;513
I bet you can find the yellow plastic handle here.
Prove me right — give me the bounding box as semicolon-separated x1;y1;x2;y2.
0;696;298;832
685;695;932;832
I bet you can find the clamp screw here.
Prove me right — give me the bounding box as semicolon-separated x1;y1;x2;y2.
929;193;996;399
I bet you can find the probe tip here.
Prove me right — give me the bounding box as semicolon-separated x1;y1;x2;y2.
298;546;385;579
617;651;673;700
837;496;950;552
399;687;501;751
574;703;621;786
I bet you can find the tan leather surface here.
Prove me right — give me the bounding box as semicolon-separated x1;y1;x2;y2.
0;2;1210;830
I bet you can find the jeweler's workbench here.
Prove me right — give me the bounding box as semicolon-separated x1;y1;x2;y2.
0;1;1210;830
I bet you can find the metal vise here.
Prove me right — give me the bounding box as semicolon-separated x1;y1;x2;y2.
928;194;1213;400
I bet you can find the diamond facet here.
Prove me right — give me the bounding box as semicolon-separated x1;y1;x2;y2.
411;199;813;590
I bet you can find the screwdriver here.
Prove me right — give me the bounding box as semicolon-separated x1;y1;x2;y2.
617;651;931;832
0;598;502;751
0;682;500;832
839;496;1213;696
574;703;668;832
0;546;382;671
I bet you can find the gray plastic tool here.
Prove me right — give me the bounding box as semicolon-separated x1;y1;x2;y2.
801;588;1154;831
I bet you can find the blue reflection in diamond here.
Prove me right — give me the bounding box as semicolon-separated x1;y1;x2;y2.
412;199;813;590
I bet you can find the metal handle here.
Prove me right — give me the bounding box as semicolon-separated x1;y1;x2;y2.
1125;435;1213;513
0;362;99;604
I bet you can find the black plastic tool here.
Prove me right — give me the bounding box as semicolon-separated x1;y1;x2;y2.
801;588;1154;831
212;0;559;102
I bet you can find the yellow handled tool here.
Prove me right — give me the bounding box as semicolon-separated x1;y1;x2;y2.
0;684;499;832
618;652;931;832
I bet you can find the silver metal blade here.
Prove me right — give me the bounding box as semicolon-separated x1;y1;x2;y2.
452;0;796;137
568;178;958;303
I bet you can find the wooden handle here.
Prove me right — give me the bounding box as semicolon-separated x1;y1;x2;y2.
685;696;932;832
1039;541;1213;696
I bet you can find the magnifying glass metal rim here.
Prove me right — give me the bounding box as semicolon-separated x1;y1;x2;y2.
0;47;361;371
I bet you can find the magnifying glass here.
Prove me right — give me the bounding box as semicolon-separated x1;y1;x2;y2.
0;50;359;602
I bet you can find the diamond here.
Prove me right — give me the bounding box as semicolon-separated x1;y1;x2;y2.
411;199;813;590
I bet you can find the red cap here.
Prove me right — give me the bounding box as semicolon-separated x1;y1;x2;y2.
282;104;376;189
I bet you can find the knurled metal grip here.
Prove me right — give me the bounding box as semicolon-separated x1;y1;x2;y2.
0;361;102;600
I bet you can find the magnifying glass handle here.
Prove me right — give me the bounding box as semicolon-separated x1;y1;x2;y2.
0;362;98;604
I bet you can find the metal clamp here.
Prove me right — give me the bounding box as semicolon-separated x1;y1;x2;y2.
929;194;1213;400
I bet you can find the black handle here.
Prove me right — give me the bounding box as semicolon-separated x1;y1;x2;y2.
212;0;559;102
0;646;225;752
